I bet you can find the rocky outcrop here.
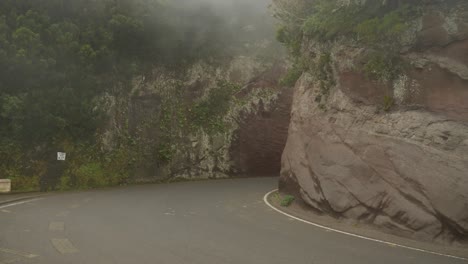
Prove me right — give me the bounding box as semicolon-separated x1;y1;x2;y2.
280;3;468;243
104;56;291;181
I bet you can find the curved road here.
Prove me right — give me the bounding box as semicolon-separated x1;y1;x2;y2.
0;178;465;264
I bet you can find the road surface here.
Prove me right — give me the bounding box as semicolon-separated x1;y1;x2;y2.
0;177;465;264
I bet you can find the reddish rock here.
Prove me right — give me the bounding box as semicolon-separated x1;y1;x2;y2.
280;4;468;243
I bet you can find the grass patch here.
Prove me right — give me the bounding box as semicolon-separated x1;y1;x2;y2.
280;194;295;207
280;64;303;87
383;95;395;112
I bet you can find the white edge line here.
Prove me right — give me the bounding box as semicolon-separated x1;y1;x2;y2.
263;189;468;262
0;198;44;209
0;248;39;258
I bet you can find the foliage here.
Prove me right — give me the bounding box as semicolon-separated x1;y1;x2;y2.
280;64;304;87
273;0;423;95
362;52;405;82
276;24;303;58
11;175;40;192
355;9;409;45
157;144;174;164
302;1;366;41
74;163;108;189
383;95;395;112
355;7;414;82
272;191;296;207
0;0;273;191
315;53;335;98
190;81;241;133
273;1;422;56
57;140;137;191
281;195;295;207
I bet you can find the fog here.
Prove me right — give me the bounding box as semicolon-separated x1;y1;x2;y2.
167;0;276;35
159;0;281;60
171;0;271;12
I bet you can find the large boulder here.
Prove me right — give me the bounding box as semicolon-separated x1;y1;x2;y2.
280;4;468;243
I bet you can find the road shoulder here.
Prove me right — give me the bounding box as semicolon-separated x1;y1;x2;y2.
264;189;468;260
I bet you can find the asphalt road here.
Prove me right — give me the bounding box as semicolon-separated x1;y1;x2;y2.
0;177;466;264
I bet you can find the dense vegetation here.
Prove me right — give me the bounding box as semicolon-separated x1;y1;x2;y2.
0;0;276;191
273;0;426;86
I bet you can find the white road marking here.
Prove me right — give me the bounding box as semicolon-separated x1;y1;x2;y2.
70;204;80;209
0;248;39;258
1;209;11;213
263;189;468;262
49;221;65;232
0;198;43;210
56;211;70;217
3;257;20;264
51;238;78;254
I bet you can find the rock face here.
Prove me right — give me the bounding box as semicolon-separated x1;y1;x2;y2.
280;4;468;243
105;56;292;181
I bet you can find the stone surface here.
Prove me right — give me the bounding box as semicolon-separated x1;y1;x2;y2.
0;179;11;193
104;56;291;181
281;73;468;243
280;3;468;243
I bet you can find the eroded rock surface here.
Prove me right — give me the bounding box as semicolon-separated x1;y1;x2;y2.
105;57;291;181
280;4;468;243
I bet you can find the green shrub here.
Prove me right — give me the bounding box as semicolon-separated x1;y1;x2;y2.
303;1;365;41
383;95;395;112
102;144;136;185
157;144;173;163
190;81;240;134
362;52;403;82
10;175;39;192
355;10;408;45
316;53;335;96
280;65;303;87
58;175;72;191
281;195;295;207
75;162;107;189
276;25;303;57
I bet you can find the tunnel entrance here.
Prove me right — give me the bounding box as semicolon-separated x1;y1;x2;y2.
230;85;293;177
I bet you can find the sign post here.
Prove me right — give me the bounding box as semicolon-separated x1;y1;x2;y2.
57;152;66;161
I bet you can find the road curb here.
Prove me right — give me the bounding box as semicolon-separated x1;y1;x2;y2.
263;189;468;262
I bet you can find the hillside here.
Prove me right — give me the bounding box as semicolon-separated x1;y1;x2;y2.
0;0;288;190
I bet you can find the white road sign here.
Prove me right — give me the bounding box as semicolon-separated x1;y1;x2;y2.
57;152;66;161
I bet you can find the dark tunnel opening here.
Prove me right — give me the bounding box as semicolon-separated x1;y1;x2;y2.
230;87;293;177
